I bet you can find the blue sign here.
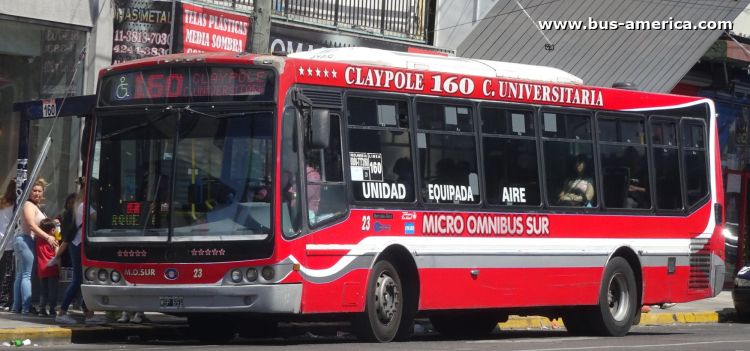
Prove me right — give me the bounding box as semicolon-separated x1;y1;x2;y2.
373;221;391;233
113;74;133;101
405;222;414;234
164;268;179;280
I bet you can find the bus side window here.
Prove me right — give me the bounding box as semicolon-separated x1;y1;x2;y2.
598;117;650;209
281;108;302;236
650;120;682;210
542;112;597;208
480;107;540;206
305;114;347;226
347;97;415;203
416;102;480;205
681;121;708;207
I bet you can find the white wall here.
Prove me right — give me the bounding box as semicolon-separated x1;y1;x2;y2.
731;5;750;39
434;0;497;50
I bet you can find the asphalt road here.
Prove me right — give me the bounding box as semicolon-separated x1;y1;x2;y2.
38;322;750;351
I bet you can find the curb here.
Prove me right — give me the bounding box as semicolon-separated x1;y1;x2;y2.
496;311;726;330
0;327;71;346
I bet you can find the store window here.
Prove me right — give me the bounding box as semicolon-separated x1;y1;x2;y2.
0;19;86;218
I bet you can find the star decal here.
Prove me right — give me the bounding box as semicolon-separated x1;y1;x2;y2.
117;250;123;257
205;249;212;256
199;249;204;256
307;66;313;77
323;68;329;78
298;66;304;76
129;250;135;257
219;249;225;256
135;251;141;257
191;249;197;256
212;249;218;255
141;250;147;257
315;67;321;77
331;69;337;79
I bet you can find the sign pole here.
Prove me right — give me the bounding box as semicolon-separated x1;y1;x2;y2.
250;0;272;54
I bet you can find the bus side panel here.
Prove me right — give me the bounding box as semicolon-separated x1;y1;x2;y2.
642;266;692;304
301;269;369;313
417;267;601;310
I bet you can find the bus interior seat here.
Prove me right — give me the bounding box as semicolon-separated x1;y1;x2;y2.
603;167;630;208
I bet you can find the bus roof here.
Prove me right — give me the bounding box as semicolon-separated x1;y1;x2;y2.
289;48;584;86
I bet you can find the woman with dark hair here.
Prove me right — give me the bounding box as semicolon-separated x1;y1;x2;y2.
557;154;595;207
0;179;17;309
13;179;58;314
55;186;106;325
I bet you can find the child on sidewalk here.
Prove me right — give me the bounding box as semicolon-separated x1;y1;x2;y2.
36;218;60;317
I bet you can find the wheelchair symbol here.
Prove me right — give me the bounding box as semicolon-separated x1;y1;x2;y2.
116;76;130;100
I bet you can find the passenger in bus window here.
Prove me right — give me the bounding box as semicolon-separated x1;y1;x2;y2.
624;146;650;209
557;154;595;207
393;157;415;202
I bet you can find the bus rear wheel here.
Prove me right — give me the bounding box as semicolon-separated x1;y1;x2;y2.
352;258;410;342
429;313;498;338
588;257;637;336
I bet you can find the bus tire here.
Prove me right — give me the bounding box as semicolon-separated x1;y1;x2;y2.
352;258;406;342
561;307;595;336
188;314;236;344
589;257;637;336
429;314;498;338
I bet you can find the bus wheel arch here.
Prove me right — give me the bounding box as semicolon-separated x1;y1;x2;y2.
354;244;419;342
606;246;643;324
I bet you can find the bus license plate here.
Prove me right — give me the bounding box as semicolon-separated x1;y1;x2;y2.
159;296;184;308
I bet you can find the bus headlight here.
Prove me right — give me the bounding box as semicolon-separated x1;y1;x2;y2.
230;269;242;283
736;278;750;287
262;266;274;281
98;269;108;282
85;268;97;281
246;268;258;282
110;270;121;283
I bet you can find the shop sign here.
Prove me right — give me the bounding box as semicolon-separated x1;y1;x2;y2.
180;3;251;54
112;0;174;64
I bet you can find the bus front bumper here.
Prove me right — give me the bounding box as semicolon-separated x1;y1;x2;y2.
81;284;302;313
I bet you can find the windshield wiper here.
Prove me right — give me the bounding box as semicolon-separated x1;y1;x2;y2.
100;107;174;140
182;106;268;119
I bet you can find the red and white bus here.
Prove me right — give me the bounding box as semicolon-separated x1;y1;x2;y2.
82;47;724;342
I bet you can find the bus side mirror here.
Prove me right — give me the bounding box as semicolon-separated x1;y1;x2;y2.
308;109;330;149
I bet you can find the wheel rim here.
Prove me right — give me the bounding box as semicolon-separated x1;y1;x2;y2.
374;270;399;325
607;272;630;322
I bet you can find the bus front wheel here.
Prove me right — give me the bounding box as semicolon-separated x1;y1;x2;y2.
589;257;637;336
352;258;410;342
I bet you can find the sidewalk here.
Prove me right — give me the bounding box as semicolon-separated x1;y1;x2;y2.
0;290;738;345
0;311;187;346
498;290;738;330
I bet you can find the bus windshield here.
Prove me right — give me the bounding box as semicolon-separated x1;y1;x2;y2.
88;109;274;243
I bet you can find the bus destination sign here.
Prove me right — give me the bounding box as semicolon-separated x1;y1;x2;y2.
99;66;275;106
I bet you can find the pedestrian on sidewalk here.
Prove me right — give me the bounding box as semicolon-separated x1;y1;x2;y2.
35;218;59;317
55;186;105;325
14;179;57;315
0;179;17;310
